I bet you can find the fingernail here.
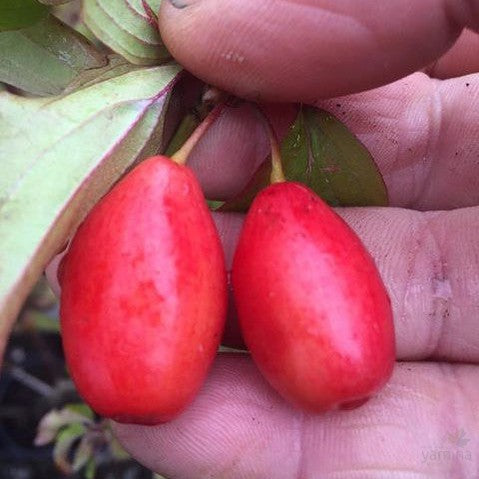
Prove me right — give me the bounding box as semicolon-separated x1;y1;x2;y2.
168;0;190;8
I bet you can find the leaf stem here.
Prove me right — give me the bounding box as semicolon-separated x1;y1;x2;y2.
254;105;286;184
171;103;225;165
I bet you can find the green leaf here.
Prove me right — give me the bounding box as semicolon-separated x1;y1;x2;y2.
20;309;60;334
72;435;94;472
83;0;170;65
35;405;94;446
0;0;49;32
0;62;181;362
0;15;107;96
85;458;97;479
109;434;131;460
282;106;388;207
221;105;388;212
103;420;131;460
65;54;138;92
65;403;95;420
206;200;224;210
53;422;86;473
164;112;200;157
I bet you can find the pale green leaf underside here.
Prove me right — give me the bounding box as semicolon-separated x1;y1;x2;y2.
0;62;181;355
0;15;107;96
83;0;169;65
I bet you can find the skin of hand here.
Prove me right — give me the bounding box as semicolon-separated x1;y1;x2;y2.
48;1;479;477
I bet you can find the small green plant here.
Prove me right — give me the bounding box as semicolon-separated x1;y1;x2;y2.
35;403;130;478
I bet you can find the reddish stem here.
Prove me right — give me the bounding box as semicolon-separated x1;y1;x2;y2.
171;103;225;166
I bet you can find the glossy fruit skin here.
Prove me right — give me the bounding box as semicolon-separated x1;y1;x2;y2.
60;156;227;425
232;182;395;412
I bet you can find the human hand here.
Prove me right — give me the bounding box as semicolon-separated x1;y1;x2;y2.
57;1;479;477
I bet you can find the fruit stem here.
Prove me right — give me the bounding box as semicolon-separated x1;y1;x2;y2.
254;106;286;184
171;103;225;165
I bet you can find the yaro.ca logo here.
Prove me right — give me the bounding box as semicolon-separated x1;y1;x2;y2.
421;428;473;464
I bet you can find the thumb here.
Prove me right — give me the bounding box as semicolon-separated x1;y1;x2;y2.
159;0;477;101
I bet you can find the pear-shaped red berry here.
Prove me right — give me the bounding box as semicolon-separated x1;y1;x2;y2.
60;155;227;424
232;181;395;412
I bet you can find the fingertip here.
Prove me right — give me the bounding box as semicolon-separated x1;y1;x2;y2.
186;102;268;199
160;0;464;101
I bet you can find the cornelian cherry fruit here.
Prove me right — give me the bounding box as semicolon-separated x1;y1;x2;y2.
60;155;227;424
232;181;395;412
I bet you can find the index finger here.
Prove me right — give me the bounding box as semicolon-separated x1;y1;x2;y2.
159;0;479;101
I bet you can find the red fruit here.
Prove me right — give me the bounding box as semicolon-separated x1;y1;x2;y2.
232;182;395;412
60;156;227;424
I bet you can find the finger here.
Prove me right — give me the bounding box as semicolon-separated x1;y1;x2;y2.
114;356;479;479
425;29;479;79
187;73;479;210
159;0;479;101
211;205;479;363
317;72;479;210
186;102;297;200
336;206;479;363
